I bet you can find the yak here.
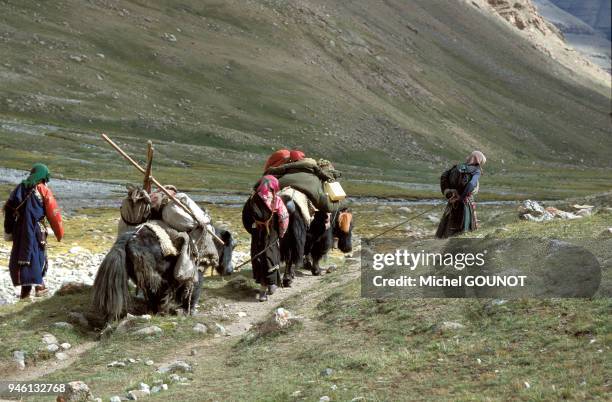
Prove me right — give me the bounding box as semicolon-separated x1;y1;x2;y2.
91;224;235;324
280;206;353;287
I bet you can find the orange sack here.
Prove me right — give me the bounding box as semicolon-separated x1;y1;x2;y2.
264;149;290;171
289;150;305;162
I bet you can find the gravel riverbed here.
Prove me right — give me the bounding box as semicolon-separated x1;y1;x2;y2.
0;246;105;305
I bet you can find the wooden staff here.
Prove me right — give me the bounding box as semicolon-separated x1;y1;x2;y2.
102;133;224;245
143;141;154;193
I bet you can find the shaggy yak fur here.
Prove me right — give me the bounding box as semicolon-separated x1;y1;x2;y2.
91;225;235;324
280;207;353;287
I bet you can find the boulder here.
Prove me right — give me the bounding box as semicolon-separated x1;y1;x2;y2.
432;321;465;333
192;323;208;334
157;360;192;374
57;282;88;296
54;321;74;330
57;381;93;402
42;333;58;345
214;323;226;336
127;389;150;400
545;207;581;220
274;308;294;328
47;344;60;352
55;352;69;361
68;312;89;327
13;350;25;370
133;326;162;336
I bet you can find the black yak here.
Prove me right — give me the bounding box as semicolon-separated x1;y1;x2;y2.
281;207;353;287
91;224;235;323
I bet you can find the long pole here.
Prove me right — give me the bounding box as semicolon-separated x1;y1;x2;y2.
143;141;154;193
365;203;442;243
101;134;224;245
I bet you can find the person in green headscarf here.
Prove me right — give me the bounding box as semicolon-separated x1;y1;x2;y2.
22;163;51;187
3;163;64;300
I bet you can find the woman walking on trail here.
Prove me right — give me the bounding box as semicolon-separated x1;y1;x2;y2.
3;163;64;299
242;175;289;302
436;151;486;239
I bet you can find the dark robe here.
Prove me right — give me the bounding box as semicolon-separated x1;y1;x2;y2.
436;164;480;239
242;195;281;286
3;183;47;286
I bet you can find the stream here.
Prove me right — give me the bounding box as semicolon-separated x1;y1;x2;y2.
0;167;519;213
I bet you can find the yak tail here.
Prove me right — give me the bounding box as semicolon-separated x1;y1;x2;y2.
91;233;131;322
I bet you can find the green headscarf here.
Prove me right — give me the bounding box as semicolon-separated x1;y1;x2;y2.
22;163;50;187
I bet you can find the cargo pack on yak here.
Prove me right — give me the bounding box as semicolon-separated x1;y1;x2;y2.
261;156;352;286
435;151;486;239
266;158;345;213
92;185;236;323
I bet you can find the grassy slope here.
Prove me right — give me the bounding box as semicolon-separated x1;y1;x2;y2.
0;0;610;199
0;201;608;400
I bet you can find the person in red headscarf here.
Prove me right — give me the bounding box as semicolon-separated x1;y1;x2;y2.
242;175;289;301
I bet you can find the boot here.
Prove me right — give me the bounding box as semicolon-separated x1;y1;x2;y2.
267;284;278;295
259;285;268;302
20;285;32;300
35;285;49;297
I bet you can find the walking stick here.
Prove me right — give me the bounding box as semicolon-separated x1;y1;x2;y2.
101;134;225;245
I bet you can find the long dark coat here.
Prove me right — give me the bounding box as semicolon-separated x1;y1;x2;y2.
242;195;281;286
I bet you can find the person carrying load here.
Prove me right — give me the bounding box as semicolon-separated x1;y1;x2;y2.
436;151;487;238
3;163;64;299
242;175;289;302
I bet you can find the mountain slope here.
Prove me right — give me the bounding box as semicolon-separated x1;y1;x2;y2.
0;0;610;197
534;0;612;73
552;0;612;39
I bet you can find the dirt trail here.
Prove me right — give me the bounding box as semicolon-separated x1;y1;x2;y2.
3;252;360;386
156;258;361;367
1;341;97;383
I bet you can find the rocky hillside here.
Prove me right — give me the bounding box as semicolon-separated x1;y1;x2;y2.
534;0;612;73
552;0;612;39
473;0;610;81
0;0;610;197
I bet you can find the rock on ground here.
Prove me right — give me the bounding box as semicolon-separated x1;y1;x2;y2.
13;350;25;370
42;333;58;345
54;321;74;330
157;360;192;374
57;381;93;402
55;352;69;361
432;321;465;333
133;326;162;336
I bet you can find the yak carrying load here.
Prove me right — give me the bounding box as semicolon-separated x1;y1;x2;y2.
241;149;351;301
90;135;235;323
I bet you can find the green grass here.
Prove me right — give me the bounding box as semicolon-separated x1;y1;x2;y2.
0;200;610;400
